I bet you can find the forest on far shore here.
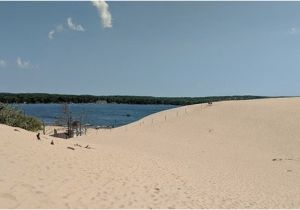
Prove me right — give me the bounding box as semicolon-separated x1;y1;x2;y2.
0;93;271;106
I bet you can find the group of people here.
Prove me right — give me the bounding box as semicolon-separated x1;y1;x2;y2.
36;132;54;145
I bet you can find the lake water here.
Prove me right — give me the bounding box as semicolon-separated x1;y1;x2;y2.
14;103;177;127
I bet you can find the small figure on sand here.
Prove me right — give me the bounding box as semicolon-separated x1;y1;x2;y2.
85;145;92;149
51;140;54;145
36;132;41;140
54;128;57;136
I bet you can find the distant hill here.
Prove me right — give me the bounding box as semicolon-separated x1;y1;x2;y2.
0;93;271;105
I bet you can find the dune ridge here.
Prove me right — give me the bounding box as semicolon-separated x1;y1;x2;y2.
1;98;300;208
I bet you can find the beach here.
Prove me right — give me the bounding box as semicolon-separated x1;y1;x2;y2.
1;98;300;208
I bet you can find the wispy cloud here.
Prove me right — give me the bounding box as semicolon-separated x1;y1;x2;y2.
48;24;64;40
16;57;39;70
67;17;85;31
0;59;7;68
91;0;112;28
48;18;86;40
48;30;55;40
48;1;112;40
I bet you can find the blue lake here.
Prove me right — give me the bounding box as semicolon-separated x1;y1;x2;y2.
14;103;177;127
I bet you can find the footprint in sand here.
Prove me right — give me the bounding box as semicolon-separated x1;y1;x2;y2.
0;193;16;201
21;183;35;190
272;158;295;162
35;190;44;194
272;158;283;161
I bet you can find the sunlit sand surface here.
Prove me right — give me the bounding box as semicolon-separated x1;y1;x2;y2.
1;98;300;208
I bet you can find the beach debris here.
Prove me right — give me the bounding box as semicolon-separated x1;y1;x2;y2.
272;158;283;161
67;146;75;150
36;133;41;140
50;140;54;145
14;129;20;132
287;169;292;172
84;145;92;149
74;143;82;147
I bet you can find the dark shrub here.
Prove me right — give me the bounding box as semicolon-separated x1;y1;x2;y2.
0;103;42;132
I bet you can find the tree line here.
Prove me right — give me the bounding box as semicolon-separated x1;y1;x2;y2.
0;93;270;105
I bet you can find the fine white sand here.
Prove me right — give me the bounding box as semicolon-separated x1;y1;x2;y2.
1;98;300;208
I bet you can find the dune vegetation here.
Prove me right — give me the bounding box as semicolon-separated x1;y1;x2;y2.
0;103;42;131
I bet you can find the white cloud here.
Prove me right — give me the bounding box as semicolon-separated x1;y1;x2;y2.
0;59;7;68
16;57;38;70
91;0;112;28
48;24;64;40
48;1;113;40
48;30;55;40
67;17;85;31
48;19;85;40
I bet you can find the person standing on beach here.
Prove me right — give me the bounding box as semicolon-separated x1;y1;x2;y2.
36;132;41;140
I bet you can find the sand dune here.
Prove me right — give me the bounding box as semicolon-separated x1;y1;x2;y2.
1;98;300;208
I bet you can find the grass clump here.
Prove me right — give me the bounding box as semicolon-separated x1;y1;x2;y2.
0;103;42;132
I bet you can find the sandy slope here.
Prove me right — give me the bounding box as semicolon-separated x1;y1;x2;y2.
1;98;300;208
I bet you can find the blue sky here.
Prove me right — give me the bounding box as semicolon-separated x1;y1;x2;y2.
1;1;300;97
